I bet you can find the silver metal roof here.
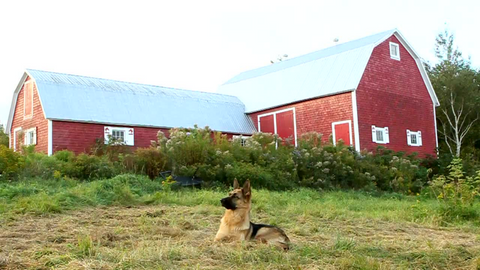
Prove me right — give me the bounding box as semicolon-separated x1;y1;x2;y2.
218;29;439;113
25;69;256;134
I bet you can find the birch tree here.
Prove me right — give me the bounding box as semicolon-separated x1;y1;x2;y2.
426;31;480;157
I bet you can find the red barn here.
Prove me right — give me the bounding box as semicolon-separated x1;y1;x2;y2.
7;29;439;157
218;29;439;157
6;70;256;155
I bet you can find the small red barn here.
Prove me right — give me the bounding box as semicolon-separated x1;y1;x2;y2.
218;29;440;157
6;70;256;155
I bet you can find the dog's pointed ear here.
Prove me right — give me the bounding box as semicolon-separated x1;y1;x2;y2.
233;178;240;189
243;180;251;197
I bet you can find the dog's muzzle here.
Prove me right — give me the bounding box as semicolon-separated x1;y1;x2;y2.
220;197;236;210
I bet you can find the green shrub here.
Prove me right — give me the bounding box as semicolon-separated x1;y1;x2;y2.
54;154;116;180
129;147;168;179
165;125;214;172
429;158;480;221
0;126;8;147
0;145;22;180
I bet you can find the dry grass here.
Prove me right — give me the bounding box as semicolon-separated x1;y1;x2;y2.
1;202;479;270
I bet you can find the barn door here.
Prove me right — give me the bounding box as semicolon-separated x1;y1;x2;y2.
258;108;296;146
276;110;295;144
332;120;352;146
258;114;275;134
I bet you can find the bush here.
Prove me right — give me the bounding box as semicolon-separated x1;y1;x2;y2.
429;158;480;221
130;147;168;180
0;145;22;180
165;125;214;172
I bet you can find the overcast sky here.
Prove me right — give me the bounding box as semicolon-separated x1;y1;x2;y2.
0;0;478;128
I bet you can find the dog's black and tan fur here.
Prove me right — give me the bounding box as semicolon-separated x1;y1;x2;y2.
214;179;290;250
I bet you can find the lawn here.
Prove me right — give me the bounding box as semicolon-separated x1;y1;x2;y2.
0;175;479;269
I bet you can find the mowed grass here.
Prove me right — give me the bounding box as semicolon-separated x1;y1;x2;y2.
0;175;480;269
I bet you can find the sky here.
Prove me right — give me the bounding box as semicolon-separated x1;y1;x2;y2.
0;0;479;129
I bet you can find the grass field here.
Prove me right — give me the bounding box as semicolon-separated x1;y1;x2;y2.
1;175;479;269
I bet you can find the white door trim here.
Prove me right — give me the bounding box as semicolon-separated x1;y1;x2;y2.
257;107;297;146
351;91;361;151
13;127;22;152
332;120;353;146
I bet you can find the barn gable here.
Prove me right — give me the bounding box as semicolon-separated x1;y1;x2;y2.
7;69;256;136
218;29;439;113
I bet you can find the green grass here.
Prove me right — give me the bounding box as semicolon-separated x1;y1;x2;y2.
0;175;479;269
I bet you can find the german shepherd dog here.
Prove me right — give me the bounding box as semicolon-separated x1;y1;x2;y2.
214;179;290;250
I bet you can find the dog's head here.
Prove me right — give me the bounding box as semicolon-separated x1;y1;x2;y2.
220;179;251;210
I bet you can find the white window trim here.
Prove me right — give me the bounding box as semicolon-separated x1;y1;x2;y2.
257;107;297;146
13;127;22;152
331;120;353;146
372;125;389;144
389;42;400;61
407;129;422;147
23;80;34;120
233;135;250;147
24;127;37;146
104;126;134;146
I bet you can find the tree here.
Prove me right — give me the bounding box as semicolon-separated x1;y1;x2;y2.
427;31;480;157
0;124;9;147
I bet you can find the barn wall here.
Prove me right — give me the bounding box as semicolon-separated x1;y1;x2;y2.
51;121;241;155
10;77;49;153
248;92;354;145
51;121;170;154
356;35;436;157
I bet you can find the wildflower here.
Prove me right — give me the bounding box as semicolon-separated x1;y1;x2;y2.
322;168;330;174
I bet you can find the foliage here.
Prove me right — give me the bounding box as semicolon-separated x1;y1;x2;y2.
0;125;8;147
426;30;480;158
165;125;213;171
429;158;480;221
0;145;22;180
129;147;168;180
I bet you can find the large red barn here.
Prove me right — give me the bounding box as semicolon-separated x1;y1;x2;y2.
6;29;439;157
219;29;440;157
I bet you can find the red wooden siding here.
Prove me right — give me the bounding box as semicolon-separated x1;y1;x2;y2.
51;121;170;154
249;92;354;145
24;81;33;118
10;77;49;153
51;121;242;155
356;35;436;157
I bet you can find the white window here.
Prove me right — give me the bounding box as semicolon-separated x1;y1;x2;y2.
24;127;37;146
389;42;400;60
407;130;422;146
104;126;134;146
233;135;250;147
372;126;389;144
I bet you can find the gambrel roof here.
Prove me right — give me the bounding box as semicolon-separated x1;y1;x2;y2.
218;29;439;113
6;69;256;134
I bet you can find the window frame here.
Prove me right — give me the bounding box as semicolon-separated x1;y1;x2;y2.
389;42;400;61
372;125;389;144
232;135;250;147
406;130;422;147
104;126;134;146
111;129;126;143
24;127;37;146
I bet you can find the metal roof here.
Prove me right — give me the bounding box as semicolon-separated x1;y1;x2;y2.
20;69;256;134
218;29;439;113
